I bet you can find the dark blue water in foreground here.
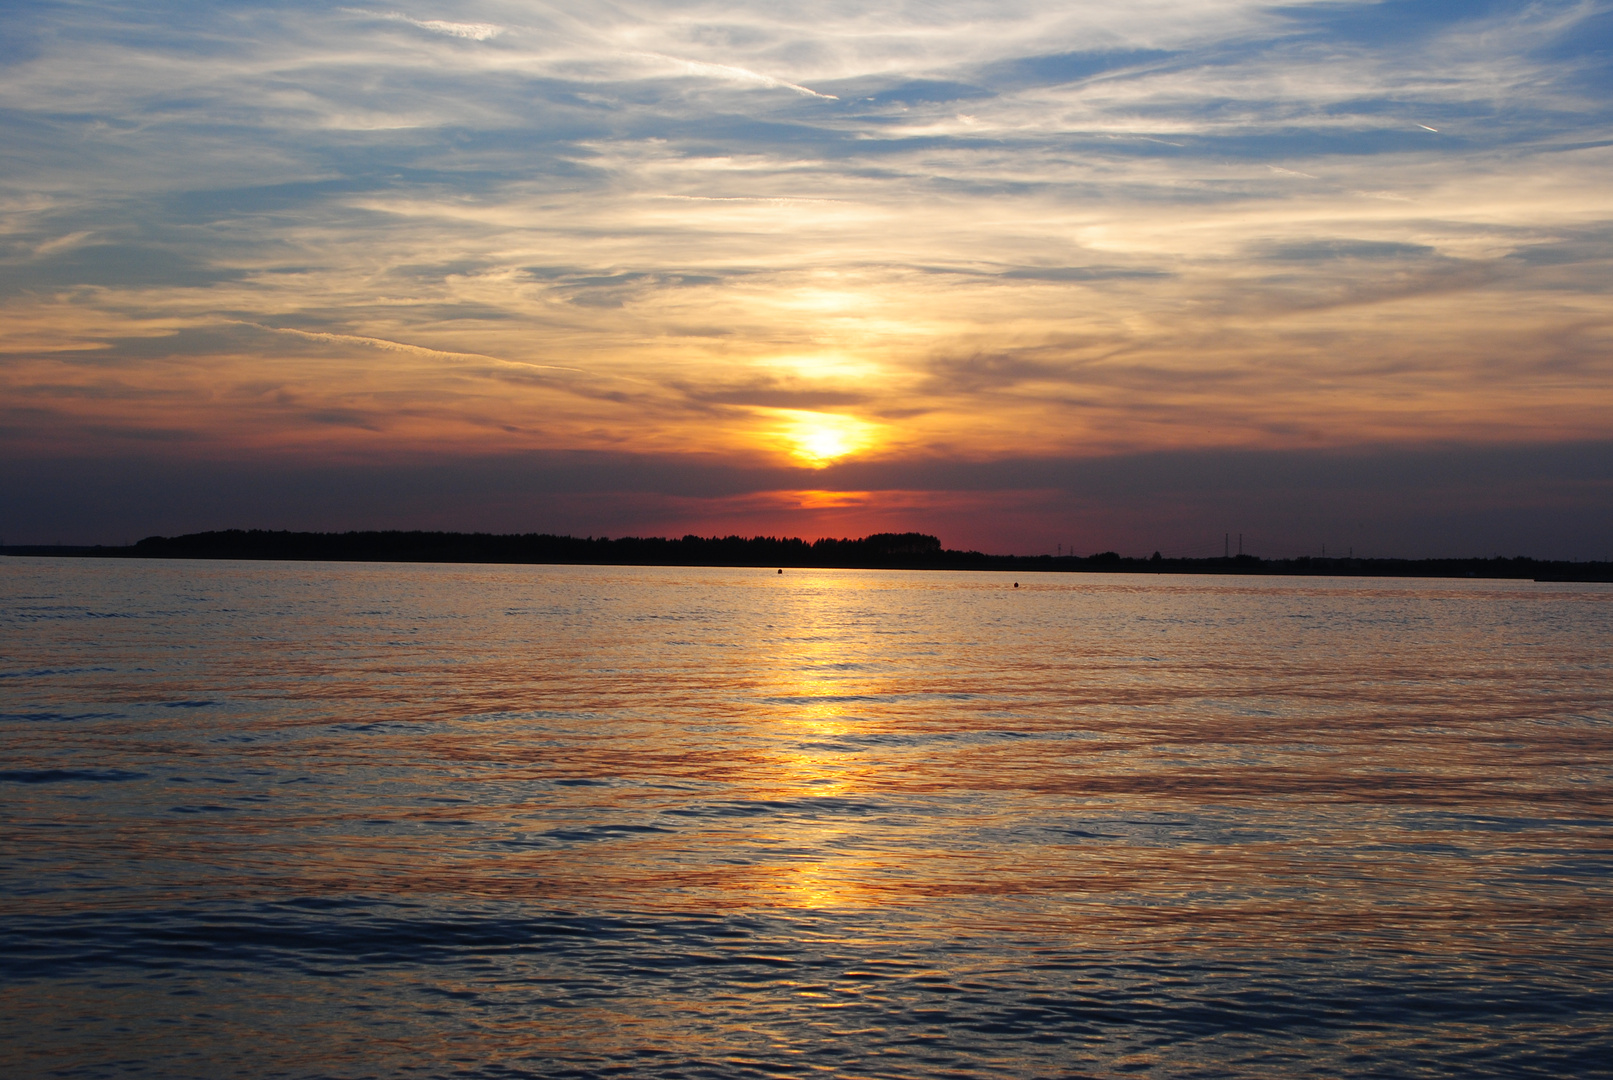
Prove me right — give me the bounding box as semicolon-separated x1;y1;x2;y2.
2;559;1611;1078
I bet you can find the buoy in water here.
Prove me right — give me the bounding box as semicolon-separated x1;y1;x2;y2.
778;568;783;574
1013;582;1019;588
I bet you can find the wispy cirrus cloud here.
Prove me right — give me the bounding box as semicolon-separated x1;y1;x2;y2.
363;9;505;41
633;52;838;98
1;0;1611;546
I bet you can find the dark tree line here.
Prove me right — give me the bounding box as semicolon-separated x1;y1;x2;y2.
5;530;1606;580
124;529;967;568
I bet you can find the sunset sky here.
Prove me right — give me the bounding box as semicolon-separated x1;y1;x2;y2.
3;0;1611;555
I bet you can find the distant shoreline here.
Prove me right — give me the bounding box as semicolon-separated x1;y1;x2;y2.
4;529;1609;582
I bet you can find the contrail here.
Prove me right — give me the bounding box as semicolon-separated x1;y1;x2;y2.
640;53;838;100
233;322;585;373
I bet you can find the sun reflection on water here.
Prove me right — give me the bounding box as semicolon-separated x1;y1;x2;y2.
764;573;882;909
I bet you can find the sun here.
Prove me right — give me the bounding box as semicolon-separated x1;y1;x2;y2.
775;410;876;467
797;421;852;462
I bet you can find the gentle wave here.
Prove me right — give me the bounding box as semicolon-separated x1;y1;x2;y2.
2;558;1610;1078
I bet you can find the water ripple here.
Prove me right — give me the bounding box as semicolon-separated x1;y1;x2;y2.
1;560;1610;1078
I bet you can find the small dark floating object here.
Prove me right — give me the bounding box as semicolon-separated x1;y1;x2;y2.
778;568;783;574
1013;582;1019;588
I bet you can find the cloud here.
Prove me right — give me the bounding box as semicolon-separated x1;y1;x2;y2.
0;244;249;296
235;322;553;369
635;52;838;99
675;380;872;411
0;0;1610;536
375;11;505;41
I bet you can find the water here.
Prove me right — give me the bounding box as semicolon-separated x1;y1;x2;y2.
2;558;1611;1079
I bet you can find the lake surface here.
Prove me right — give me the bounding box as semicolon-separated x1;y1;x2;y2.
2;558;1611;1079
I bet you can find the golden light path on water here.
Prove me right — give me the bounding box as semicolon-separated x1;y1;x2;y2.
2;558;1611;1077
